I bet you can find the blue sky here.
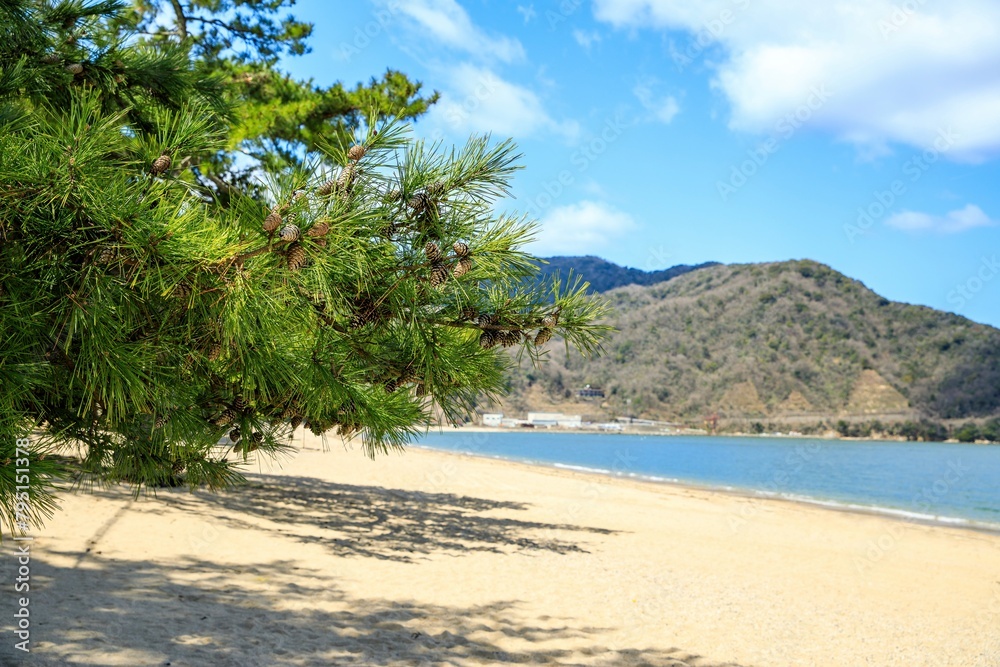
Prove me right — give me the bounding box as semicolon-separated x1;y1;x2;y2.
284;0;1000;328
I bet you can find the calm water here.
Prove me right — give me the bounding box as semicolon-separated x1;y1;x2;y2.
413;431;1000;528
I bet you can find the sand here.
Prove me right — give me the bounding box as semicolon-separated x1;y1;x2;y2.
3;430;1000;667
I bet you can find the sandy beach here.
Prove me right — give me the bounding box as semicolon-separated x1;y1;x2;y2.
4;431;1000;667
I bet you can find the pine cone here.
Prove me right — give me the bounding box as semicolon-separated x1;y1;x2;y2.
306;221;330;237
65;63;83;75
453;257;472;278
347;144;366;161
379;221;398;239
479;330;499;349
316;178;337;196
263;211;282;233
337;163;357;196
460;307;478;321
292;189;307;202
97;246;115;264
279;224;300;242
289;416;303;431
150;154;171;175
424;241;442;261
427;181;446;196
233;397;247;413
207;343;222;361
229;427;241;443
542;313;559;328
384;378;399;393
477;313;498;328
349;297;383;328
407;192;429;214
155;414;168;429
350;308;382;329
248;432;263;451
349;312;371;329
385;188;403;203
216;409;237;426
287;244;307;271
430;263;449;288
534;328;553;346
452;241;470;257
41;53;60;64
499;330;521;348
173;283;191;298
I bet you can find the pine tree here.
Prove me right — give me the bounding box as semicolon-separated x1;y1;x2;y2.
115;0;439;178
0;0;609;538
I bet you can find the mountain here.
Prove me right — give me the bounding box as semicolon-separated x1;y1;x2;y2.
499;260;1000;431
536;256;719;293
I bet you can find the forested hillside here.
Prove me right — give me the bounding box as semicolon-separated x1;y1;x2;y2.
497;260;1000;433
535;256;718;293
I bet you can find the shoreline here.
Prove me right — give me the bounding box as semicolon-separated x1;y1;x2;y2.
407;441;1000;537
441;424;998;445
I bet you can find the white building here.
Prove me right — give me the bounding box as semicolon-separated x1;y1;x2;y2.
526;412;582;428
481;413;503;427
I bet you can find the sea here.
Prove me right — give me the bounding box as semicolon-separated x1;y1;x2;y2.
413;430;1000;530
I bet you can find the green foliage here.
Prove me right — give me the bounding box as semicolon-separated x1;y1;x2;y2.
0;0;229;131
953;423;980;443
112;0;439;175
533;256;718;295
224;66;439;171
0;0;608;537
982;418;1000;443
119;0;313;64
891;420;950;442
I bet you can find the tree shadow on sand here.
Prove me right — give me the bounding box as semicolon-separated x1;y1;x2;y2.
149;474;619;562
7;554;752;667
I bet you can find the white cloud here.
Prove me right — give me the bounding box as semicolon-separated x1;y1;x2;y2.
573;29;602;50
530;201;637;255
593;0;1000;159
388;0;525;63
633;79;681;124
427;64;580;140
886;204;996;233
517;4;536;23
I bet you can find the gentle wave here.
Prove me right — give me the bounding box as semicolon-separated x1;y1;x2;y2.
770;495;1000;530
553;463;612;474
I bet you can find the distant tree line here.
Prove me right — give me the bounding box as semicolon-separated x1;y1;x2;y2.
733;419;997;442
830;419;1000;442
